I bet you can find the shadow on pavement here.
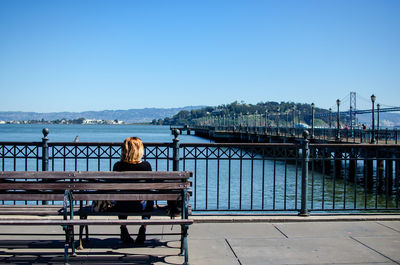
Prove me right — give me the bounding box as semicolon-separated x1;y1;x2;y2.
0;237;184;264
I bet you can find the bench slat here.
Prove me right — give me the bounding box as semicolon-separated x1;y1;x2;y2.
0;194;65;200
0;205;192;216
0;219;193;226
0;182;191;190
0;193;182;201
0;210;61;215
0;205;63;208
0;171;192;180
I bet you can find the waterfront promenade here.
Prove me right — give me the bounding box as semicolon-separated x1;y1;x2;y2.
0;215;399;264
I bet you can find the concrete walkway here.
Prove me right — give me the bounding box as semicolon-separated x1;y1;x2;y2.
0;215;399;264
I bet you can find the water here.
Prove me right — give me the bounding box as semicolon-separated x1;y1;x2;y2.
0;124;211;143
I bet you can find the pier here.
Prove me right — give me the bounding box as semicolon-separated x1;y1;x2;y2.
174;125;399;144
173;92;400;145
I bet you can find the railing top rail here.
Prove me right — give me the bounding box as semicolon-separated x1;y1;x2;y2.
310;143;400;148
0;141;42;145
180;142;298;147
0;141;172;147
48;142;172;147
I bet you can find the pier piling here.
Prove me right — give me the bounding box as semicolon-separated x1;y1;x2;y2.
377;159;384;192
349;153;356;182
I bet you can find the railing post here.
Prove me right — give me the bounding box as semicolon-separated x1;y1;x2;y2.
42;128;49;205
172;129;180;171
299;130;310;216
169;129;181;214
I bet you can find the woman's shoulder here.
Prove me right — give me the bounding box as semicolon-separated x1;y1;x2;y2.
141;160;151;166
139;161;152;171
112;161;125;171
113;160;152;171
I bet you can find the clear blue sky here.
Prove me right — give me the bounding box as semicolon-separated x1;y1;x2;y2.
1;0;399;112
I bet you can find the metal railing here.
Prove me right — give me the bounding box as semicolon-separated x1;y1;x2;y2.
190;125;399;144
1;129;399;214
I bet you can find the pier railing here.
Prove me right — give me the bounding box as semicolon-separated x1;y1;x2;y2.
1;129;399;214
189;125;399;144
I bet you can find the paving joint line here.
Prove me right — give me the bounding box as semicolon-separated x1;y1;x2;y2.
224;238;242;265
273;224;288;238
350;236;400;265
376;221;400;233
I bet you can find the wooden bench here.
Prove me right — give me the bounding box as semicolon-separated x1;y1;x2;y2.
0;171;193;265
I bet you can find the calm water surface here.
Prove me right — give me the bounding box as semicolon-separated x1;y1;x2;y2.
0;124;211;143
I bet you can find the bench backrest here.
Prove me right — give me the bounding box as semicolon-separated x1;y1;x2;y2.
0;171;192;202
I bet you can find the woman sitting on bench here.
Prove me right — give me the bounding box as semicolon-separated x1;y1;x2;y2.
113;137;153;245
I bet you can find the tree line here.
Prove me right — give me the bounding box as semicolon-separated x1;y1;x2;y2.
152;101;332;126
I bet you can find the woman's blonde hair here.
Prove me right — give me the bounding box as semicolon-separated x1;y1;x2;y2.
121;137;144;164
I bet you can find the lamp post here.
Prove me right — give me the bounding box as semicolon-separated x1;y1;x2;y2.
350;106;353;138
277;107;280;135
298;110;301;128
264;109;268;128
329;108;332;128
311;103;315;139
286;111;289;135
223;114;226;127
336;99;341;141
292;106;295;136
377;103;380;142
286;111;289;127
349;106;353;131
371;94;376;144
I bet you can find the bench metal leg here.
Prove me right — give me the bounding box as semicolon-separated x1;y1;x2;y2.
179;189;190;264
64;240;69;265
63;189;75;262
179;224;184;255
179;224;189;265
63;224;73;265
183;224;189;265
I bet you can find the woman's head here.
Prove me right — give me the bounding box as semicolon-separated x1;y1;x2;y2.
121;137;144;164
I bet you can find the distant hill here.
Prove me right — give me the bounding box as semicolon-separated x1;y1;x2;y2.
0;106;206;123
161;101;400;128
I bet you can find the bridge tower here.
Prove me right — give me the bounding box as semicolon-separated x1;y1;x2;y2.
350;91;357;129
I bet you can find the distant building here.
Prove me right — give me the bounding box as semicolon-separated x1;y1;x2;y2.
82;119;99;124
82;119;124;125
